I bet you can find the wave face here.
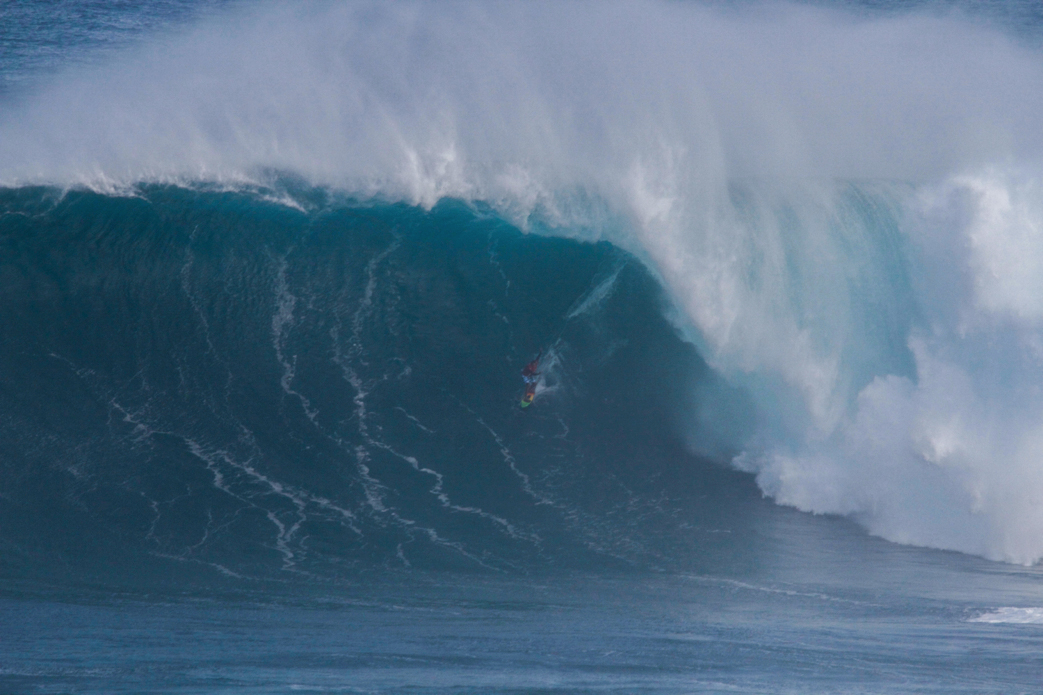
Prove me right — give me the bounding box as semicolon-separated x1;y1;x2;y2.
0;185;758;580
4;0;1043;567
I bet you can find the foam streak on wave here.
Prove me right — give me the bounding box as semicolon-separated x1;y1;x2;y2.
327;238;530;567
971;607;1043;624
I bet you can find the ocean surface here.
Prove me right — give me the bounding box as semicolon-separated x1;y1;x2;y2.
2;1;1043;693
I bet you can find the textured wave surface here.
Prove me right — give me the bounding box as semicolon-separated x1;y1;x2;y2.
0;186;758;580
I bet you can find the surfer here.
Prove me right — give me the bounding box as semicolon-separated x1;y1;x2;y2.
522;351;542;385
520;351;541;408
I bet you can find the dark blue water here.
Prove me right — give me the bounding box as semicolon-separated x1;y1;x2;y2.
3;1;1043;693
0;0;238;97
4;565;1043;695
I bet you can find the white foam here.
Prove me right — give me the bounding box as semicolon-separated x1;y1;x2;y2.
970;607;1043;624
740;170;1043;566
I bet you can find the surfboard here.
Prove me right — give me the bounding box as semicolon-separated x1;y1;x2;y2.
520;385;536;407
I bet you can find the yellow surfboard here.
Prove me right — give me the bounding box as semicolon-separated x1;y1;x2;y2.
520;385;536;407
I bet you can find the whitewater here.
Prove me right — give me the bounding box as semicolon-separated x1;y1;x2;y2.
3;1;1043;693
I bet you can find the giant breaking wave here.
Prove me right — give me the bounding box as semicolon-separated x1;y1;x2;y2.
3;0;1043;566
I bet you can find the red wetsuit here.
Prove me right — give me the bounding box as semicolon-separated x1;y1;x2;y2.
522;352;541;383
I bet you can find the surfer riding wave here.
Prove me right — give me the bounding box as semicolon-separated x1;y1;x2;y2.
520;351;541;407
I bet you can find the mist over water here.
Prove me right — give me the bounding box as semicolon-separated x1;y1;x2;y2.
4;0;1043;565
